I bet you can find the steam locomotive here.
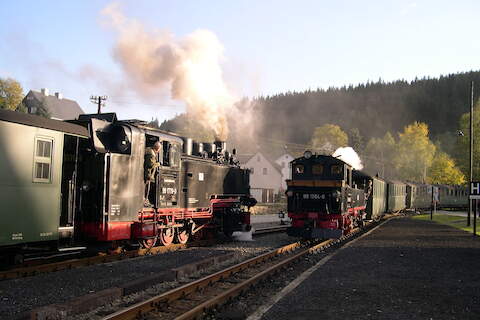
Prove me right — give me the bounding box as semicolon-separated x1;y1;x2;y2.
0;109;255;263
286;152;367;239
286;151;468;239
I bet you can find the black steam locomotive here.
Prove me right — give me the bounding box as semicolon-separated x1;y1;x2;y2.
286;151;469;240
286;152;367;239
0;109;254;262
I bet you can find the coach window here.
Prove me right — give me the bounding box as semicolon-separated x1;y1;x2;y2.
312;164;323;175
33;137;53;183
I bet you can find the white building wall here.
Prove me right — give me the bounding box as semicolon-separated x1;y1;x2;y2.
242;152;282;203
275;153;294;191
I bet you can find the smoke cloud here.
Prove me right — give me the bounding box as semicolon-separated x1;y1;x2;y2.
102;3;235;140
332;147;364;170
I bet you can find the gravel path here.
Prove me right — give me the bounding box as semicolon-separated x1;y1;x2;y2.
256;217;480;320
0;231;294;319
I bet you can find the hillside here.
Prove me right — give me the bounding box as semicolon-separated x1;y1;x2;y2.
254;71;480;145
160;70;480;156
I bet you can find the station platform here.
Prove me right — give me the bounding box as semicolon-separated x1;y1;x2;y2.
255;216;480;320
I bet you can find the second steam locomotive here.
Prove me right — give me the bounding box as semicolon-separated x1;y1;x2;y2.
286;151;468;239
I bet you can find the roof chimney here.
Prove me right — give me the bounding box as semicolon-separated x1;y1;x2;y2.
55;92;63;99
40;88;49;96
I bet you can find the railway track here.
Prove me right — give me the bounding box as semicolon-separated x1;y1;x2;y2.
101;222;373;320
253;225;289;235
0;225;287;281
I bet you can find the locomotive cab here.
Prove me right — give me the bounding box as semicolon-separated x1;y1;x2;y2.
286;152;366;239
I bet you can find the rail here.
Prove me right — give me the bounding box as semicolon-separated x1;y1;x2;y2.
0;240;214;281
0;225;287;281
102;223;372;320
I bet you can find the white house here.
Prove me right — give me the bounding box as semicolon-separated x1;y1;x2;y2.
238;152;283;203
274;153;294;190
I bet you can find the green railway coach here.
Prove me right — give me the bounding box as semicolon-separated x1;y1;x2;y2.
0;110;88;253
387;181;406;212
369;177;387;220
352;171;386;221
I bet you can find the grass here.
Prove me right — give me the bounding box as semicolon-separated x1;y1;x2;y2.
412;213;480;236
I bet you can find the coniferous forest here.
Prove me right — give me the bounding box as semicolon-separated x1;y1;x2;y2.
252;71;480;147
159;70;480;182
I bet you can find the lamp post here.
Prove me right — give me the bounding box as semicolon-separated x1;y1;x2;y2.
469;81;474;227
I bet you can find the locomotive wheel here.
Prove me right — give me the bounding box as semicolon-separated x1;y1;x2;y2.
140;236;158;249
175;228;190;244
160;228;175;246
8;253;24;265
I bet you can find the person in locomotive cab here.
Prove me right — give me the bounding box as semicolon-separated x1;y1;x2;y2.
144;141;161;207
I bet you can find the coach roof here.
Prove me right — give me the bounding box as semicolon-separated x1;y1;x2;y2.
0;109;89;137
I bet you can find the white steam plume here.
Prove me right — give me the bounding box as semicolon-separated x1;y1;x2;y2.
332;147;363;170
102;3;234;140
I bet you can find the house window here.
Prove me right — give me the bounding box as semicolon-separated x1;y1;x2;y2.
263;168;267;175
257;155;261;162
33;137;53;183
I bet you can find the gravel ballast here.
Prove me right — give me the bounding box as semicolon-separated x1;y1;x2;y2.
0;231;293;319
251;217;480;320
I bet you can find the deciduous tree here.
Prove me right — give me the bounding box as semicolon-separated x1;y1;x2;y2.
455;100;480;180
0;78;24;111
309;124;348;154
427;151;465;185
364;132;396;178
348;128;364;153
394;122;436;182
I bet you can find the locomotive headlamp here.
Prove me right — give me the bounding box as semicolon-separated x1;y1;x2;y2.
81;181;92;192
304;150;313;159
332;191;341;198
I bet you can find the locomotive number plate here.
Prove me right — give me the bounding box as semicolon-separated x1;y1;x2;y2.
303;194;325;200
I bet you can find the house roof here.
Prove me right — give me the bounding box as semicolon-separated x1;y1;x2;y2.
236;154;254;164
238;152;283;174
274;152;294;163
25;90;84;120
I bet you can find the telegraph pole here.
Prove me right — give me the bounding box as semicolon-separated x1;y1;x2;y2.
469;81;474;226
90;95;108;114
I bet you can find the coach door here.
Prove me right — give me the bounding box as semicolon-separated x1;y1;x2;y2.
59;134;81;240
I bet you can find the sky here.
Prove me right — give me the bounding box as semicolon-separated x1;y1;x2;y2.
1;0;480;122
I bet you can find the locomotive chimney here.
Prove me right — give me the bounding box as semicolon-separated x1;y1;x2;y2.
203;143;217;157
193;142;204;156
214;140;226;153
182;138;193;156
